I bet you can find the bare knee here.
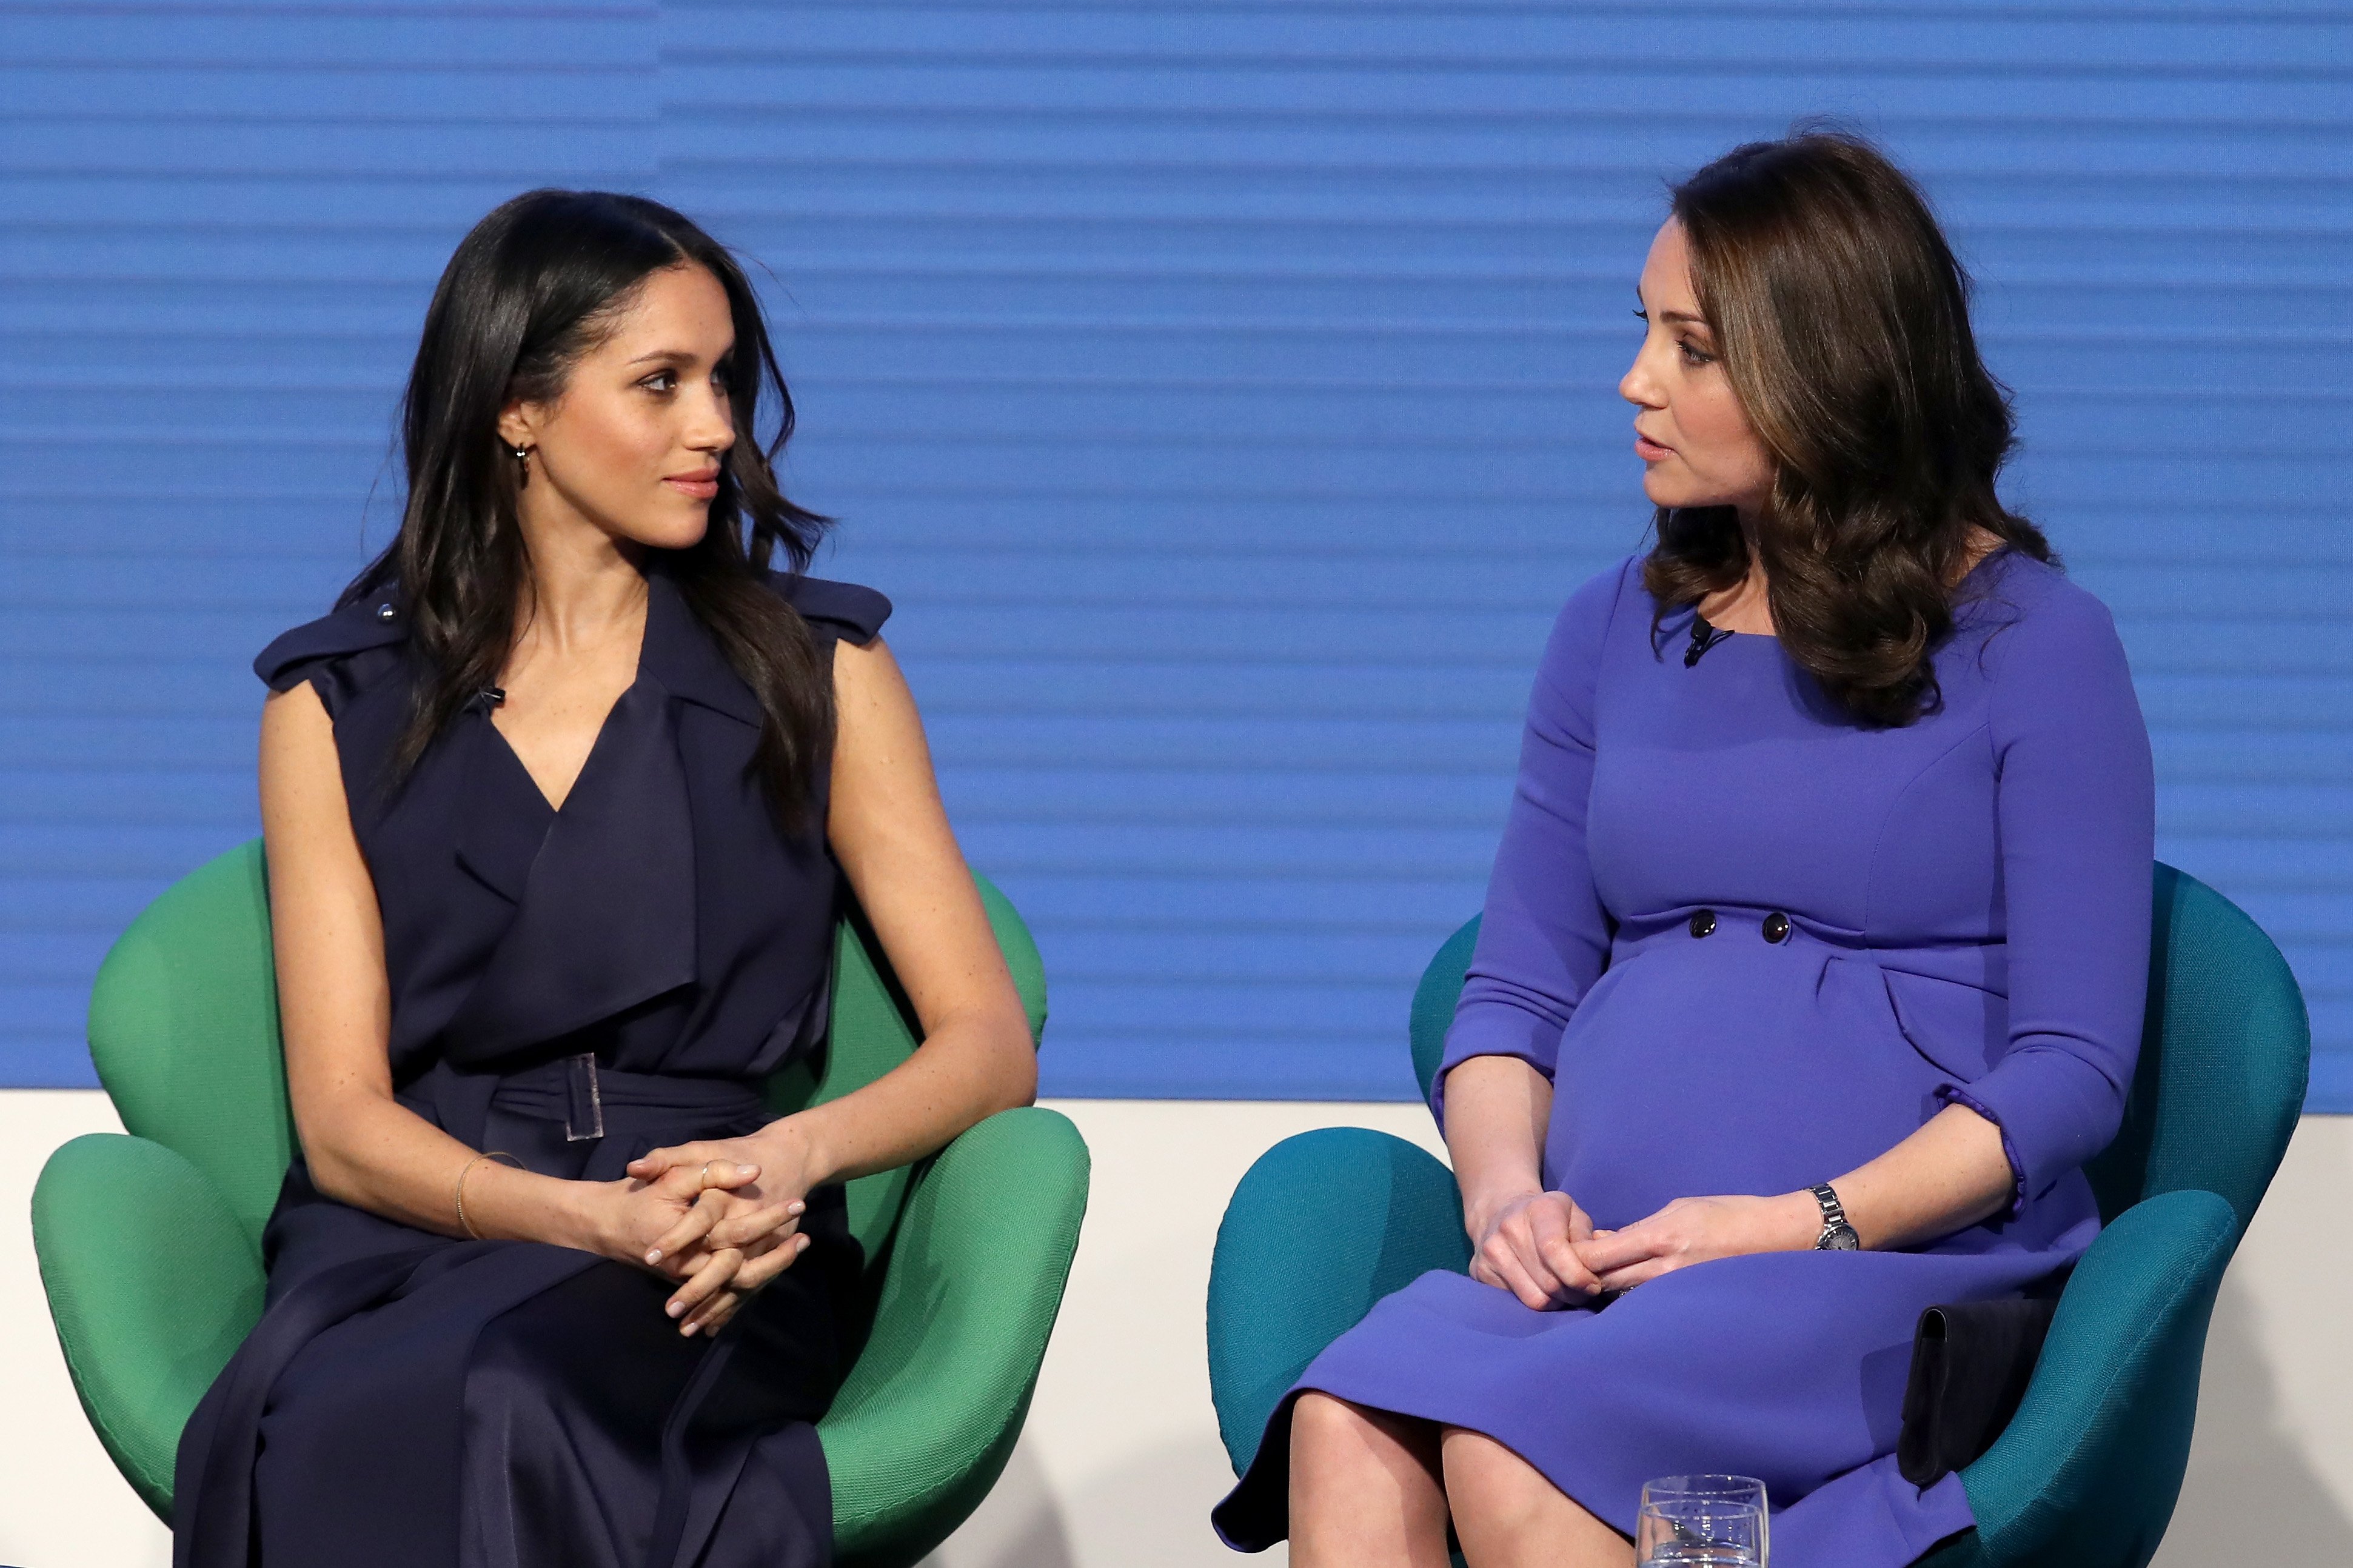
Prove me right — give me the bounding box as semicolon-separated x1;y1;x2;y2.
1289;1395;1448;1567
1442;1427;1630;1568
1289;1392;1354;1511
1293;1393;1405;1487
1292;1389;1354;1440
1441;1428;1550;1529
1291;1392;1370;1460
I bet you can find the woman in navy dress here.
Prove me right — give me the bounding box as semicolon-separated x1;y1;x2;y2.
1214;134;2155;1564
174;192;1040;1568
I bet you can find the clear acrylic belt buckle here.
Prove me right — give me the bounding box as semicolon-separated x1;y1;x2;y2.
563;1053;605;1142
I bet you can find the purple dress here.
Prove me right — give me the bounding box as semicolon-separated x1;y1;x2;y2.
174;561;890;1568
1213;546;2155;1564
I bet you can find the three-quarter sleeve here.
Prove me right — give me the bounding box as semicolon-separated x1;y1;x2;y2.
1938;583;2156;1210
1430;559;1628;1128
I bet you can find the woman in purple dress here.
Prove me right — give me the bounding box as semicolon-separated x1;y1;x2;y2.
174;192;1040;1567
1213;133;2155;1564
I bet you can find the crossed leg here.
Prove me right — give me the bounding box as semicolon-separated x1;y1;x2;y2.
1289;1392;1633;1568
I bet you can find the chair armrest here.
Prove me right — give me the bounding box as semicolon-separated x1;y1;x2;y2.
818;1106;1090;1568
1921;1187;2239;1568
1207;1127;1470;1475
32;1132;269;1520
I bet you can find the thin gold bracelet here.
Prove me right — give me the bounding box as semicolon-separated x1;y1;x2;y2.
455;1150;523;1239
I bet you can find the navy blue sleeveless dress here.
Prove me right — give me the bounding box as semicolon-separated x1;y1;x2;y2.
173;561;891;1568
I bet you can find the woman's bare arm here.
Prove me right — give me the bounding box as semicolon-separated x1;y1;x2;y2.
1444;1055;1602;1307
776;636;1037;1181
634;635;1035;1230
1576;1103;2016;1290
1825;1101;2015;1249
1442;1055;1550;1229
261;681;699;1256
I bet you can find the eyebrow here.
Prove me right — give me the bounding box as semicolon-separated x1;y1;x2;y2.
623;347;731;367
1633;289;1710;329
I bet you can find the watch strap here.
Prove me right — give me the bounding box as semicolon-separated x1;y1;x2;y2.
1809;1183;1855;1247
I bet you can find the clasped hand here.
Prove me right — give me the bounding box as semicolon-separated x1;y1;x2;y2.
601;1129;817;1337
1470;1190;1818;1310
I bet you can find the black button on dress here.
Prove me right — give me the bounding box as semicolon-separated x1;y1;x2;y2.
172;559;892;1568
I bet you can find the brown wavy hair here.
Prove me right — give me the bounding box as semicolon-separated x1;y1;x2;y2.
1641;128;2056;726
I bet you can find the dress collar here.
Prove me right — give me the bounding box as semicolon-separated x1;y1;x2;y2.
438;561;716;1058
638;558;766;728
441;672;700;1059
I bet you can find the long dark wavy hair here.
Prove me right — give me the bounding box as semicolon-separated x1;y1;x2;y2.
1641;129;2056;726
346;189;834;816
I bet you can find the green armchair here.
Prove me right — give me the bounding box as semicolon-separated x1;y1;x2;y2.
33;839;1089;1568
1207;864;2309;1566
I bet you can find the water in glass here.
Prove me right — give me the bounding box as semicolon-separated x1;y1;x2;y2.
1636;1474;1768;1568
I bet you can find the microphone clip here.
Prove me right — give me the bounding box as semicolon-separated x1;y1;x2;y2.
1684;613;1734;668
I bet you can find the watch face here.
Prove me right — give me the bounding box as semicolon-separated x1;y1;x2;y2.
1821;1225;1861;1252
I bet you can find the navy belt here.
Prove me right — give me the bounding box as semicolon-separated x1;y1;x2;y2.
400;1056;768;1152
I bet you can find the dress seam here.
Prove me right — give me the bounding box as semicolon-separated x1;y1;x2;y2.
1859;716;1993;946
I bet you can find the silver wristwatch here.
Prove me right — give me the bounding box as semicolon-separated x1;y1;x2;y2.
1810;1183;1861;1250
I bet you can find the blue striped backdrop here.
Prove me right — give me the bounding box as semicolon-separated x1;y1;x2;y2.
3;1;2347;1107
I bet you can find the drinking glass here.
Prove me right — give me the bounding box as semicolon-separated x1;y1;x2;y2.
1635;1475;1769;1567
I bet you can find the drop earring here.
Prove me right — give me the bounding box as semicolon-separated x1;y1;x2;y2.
508;442;534;487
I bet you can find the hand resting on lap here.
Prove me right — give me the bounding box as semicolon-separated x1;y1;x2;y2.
1578;1192;1821;1293
1468;1190;1605;1309
1467;1189;1816;1307
623;1131;825;1337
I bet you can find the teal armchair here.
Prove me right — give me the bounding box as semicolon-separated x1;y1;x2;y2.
1207;864;2308;1566
33;839;1090;1568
